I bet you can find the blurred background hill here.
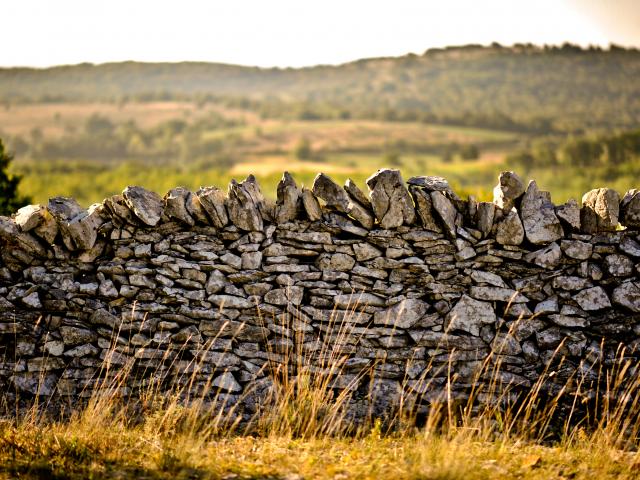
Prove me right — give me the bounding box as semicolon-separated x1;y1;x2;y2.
1;43;639;205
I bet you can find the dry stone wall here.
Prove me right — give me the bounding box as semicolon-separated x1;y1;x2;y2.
2;169;640;421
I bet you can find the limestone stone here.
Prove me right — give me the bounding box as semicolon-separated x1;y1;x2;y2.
335;292;386;308
264;286;304;306
476;202;495;237
353;243;382;262
312;173;373;228
407;176;456;197
208;295;254;309
22;291;41;309
493;171;525;211
0;216;46;257
373;298;428;329
604;254;634;277
14;204;46;232
621;189;640;228
430;191;457;238
47;196;85;250
520;181;563;245
227;176;266;231
495;208;524;246
469;270;508;288
196;186;229;228
366;169;416;228
620;237;640;257
67;203;105;251
556;199;581;230
60;326;97;345
574;286;611;311
612;281;640;312
469;286;528;303
581;188;620;233
446;295;496;336
122;186;164;226
212;372;241;392
561;240;592;260
275;172;301;223
526;242;562;269
164;187;195;226
316;253;356;271
409;186;441;232
301;188;322;221
344;178;371;208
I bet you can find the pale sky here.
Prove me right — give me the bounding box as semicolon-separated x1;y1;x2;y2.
3;0;639;68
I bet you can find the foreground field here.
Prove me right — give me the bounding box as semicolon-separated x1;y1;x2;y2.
2;417;639;479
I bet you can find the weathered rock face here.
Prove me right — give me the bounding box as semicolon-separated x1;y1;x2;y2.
581;188;620;233
312;173;374;228
227;176;267;231
621;189;640;228
1;170;640;422
366;169;416;229
275;172;302;224
520;181;563;245
122;186;164;226
493;171;525;211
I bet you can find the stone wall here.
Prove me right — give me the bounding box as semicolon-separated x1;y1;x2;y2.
1;169;640;421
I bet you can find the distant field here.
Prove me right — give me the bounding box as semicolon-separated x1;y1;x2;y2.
3;101;639;208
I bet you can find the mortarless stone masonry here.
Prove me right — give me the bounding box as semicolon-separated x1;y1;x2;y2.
1;168;640;422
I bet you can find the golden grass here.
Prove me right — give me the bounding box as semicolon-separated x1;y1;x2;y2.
2;300;640;479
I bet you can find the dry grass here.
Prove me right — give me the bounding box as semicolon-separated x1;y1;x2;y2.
2;302;640;479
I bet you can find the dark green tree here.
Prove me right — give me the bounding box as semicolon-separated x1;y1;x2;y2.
0;139;31;215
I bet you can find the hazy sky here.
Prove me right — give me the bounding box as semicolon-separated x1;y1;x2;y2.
4;0;639;68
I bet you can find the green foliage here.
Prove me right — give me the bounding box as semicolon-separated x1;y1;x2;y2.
0;139;30;215
1;46;639;133
293;137;312;160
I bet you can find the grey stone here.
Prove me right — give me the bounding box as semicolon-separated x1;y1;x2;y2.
344;178;371;208
22;291;41;309
275;172;302;223
47;196;85;250
621;189;640;228
208;295;254;309
164;187;195;226
14;204;46;232
470;286;528;303
493;171;524;211
366;169;416;228
476;202;495;237
212;372;241;392
612;281;640;312
561;240;592;260
409;187;442;232
353;243;382;262
620;237;640;257
316;253;356;271
581;188;620;233
60;326;97;345
301;187;323;221
335;293;386;309
122;186;164;226
446;295;496;336
556;199;581;230
227;176;267;231
495;208;524;246
67;203;105;251
373;298;428;329
604;254;634;277
469;270;508;288
520;181;563;245
264;286;304;306
196;186;229;228
407;176;456;196
526;242;562;269
574;286;611;311
430;191;456;238
0;216;46;257
312;173;373;228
